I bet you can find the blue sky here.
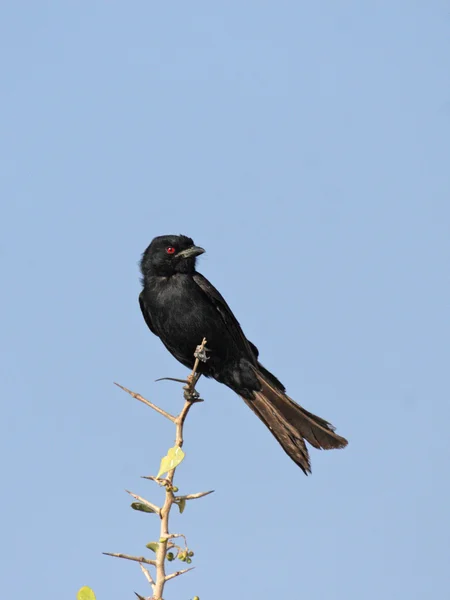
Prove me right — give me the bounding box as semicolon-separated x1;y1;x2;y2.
1;2;449;599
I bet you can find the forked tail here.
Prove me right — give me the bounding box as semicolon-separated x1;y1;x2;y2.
241;365;348;474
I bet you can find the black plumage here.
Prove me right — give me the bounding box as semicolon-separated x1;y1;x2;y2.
139;234;348;474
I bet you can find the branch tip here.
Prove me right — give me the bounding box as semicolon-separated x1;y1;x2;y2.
103;552;156;566
139;562;155;587
178;490;215;501
165;566;195;582
125;490;161;515
114;382;176;422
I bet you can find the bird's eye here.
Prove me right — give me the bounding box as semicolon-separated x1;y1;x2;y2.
166;247;176;255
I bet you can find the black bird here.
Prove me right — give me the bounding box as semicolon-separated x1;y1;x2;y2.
139;234;348;474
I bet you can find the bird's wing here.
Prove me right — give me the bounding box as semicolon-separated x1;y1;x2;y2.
192;272;257;363
248;340;259;358
139;291;157;335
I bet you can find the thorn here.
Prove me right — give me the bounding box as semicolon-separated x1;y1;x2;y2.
125;490;161;515
114;381;129;391
180;490;215;500
164;566;195;581
141;475;168;485
103;552;156;566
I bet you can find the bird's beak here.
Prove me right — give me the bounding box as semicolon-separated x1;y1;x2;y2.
177;245;205;259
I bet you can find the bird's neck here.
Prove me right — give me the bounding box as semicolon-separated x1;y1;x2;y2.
144;270;197;285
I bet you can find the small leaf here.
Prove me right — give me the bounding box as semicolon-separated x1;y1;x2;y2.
145;542;159;553
177;498;186;514
77;586;96;600
131;502;156;513
156;446;185;478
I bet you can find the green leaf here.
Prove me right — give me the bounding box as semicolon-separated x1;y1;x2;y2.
177;498;186;514
77;586;96;600
156;446;185;478
131;502;156;513
145;542;159;553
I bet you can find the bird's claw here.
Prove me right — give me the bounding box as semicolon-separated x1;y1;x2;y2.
155;377;189;384
183;387;202;402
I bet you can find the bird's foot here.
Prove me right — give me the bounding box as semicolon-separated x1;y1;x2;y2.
183;386;203;403
194;344;210;363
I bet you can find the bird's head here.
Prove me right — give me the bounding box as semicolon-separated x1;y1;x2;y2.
140;234;205;278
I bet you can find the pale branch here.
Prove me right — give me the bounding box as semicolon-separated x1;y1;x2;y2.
113;382;176;422
139;563;155;587
141;475;168;485
164;567;195;582
125;490;161;516
102;552;156;566
177;490;215;501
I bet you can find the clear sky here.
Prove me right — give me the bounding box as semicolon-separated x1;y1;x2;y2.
1;2;449;599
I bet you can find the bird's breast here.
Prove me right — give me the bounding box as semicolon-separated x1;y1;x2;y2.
146;276;218;346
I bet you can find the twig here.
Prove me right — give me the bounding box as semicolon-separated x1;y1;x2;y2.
177;490;215;501
102;552;156;566
140;475;168;485
125;490;161;516
139;563;155;588
163;532;187;544
114;382;176;422
164;567;195;582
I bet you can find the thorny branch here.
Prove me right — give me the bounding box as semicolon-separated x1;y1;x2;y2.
105;338;211;600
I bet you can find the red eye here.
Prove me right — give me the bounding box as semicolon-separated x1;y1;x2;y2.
166;247;176;255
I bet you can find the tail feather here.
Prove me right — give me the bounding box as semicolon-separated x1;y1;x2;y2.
242;390;312;474
257;369;348;450
241;367;348;474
